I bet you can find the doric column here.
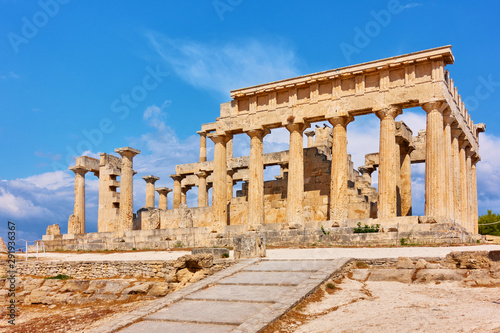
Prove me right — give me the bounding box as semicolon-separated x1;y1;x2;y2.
246;129;268;226
328;115;354;222
422;102;446;218
198;131;207;162
170;174;184;209
115;147;140;231
69;166;88;234
458;141;469;228
196;171;209;207
443;111;454;219
451;127;462;223
471;157;479;234
143;175;159;208
209;133;230;231
395;138;402;216
466;148;473;232
375;106;401;218
227;168;236;204
305;130;315;148
181;185;192;205
400;144;413;216
285;122;309;226
226;133;234;161
156;187;172;210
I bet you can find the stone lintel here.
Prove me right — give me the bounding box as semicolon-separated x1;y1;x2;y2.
115;147;141;157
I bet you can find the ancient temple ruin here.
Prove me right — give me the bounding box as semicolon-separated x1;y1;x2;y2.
43;46;486;250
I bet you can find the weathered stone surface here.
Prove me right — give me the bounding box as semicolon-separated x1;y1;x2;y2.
192;247;229;258
0;237;8;253
367;269;413;283
350;269;370;281
233;233;266;259
46;224;61;236
103;280;131;294
42;280;64;289
85;280;107;294
22;279;44;291
464;269;494;286
416;259;428;269
147;282;170;297
122;282;153;295
446;251;490;269
60;280;89;292
396;257;414;269
415;269;464;282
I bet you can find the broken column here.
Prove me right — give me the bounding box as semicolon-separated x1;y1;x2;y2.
68;166;87;234
115;147;140;232
170;174;184;209
143;175;159;208
198;131;207;162
156;187;172;210
305;130;315;148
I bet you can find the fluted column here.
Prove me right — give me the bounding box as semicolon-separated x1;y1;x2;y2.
69;166;88;234
170;174;184;209
247;129;268;226
451;128;462;223
285;122;309;226
458;141;468;228
400;144;413;216
422;102;446;218
143;175;159;208
198;131;207;162
209;133;230;231
156;187;172;210
471;157;479;234
227;169;236;204
328;115;354;222
376;106;401;218
115;147;140;231
305;130;315;148
443;111;454;219
196;171;209;207
466;148;473;232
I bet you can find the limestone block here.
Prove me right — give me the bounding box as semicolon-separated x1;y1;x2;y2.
189;269;208;284
46;224;61;236
464;269;494;286
176;268;194;284
445;251;490;269
67;294;92;305
52;293;70;304
415;269;464;282
84;280;107;294
396;257;415;269
147;282;170;297
22;279;44;292
174;254;214;270
90;293;118;302
122;282;153;295
367;269;413;283
42;280;64;289
25;289;53;304
233;233;266;259
192;248;229;258
490;262;500;278
103;280;132;294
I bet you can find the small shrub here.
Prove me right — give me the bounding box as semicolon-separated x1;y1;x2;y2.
321;226;330;235
326;283;335;289
353;222;380;233
222;253;229;258
132;248;137;251
355;261;368;268
45;274;72;280
173;241;184;248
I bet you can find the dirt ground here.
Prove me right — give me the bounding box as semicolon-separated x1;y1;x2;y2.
266;278;500;333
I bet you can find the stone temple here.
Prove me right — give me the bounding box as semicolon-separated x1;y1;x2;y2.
43;46;486;250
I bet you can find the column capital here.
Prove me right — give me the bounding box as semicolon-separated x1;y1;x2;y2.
156;187;172;195
170;174;185;182
327;114;354;127
475;123;486;136
246;128;270;139
115;146;141;158
285;121;310;133
195;170;210;179
181;185;192;193
208;132;231;144
374;106;402;120
227;168;237;176
69;166;88;176
142;175;160;184
304;130;315;138
196;130;207;137
421;101;448;114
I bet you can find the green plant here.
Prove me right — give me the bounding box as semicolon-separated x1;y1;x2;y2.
311;243;317;246
45;274;72;280
222;253;229;258
321;226;330;235
353;222;380;233
173;241;184;248
355;261;368;268
326;283;335;289
119;239;125;243
479;210;500;236
132;248;137;251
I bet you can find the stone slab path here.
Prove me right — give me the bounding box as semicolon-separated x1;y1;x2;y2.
91;258;350;333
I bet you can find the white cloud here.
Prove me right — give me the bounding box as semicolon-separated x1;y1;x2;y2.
0;187;52;219
146;32;300;96
20;171;73;191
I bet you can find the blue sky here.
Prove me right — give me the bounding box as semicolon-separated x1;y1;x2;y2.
1;0;499;244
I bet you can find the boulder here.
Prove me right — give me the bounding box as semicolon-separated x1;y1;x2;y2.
465;269;494;286
60;280;89;292
22;279;45;292
445;251;490;269
396;257;414;269
147;282;170;297
103;280;132;294
416;259;428;269
121;282;153;295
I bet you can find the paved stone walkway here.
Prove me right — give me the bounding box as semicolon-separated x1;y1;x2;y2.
91;258;350;333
